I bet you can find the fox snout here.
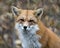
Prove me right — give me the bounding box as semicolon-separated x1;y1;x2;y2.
23;26;27;30
23;21;29;30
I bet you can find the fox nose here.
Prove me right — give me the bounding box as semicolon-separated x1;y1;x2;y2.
24;26;27;30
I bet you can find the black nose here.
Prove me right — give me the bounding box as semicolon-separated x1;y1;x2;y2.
24;26;27;30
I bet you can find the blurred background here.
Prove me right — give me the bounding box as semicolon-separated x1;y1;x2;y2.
0;0;60;48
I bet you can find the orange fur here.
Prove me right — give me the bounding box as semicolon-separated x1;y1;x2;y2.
12;6;60;48
37;20;60;48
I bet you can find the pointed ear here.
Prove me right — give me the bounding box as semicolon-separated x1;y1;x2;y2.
11;6;21;16
35;8;43;19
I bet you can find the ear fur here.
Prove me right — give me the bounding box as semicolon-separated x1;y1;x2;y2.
35;8;43;19
11;6;21;16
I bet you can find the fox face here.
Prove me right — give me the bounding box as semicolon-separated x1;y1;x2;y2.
15;13;39;34
12;6;43;48
12;6;43;34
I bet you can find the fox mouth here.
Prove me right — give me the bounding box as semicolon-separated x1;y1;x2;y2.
23;29;29;32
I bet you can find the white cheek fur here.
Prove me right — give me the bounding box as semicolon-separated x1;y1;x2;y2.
15;23;39;33
15;23;23;30
29;25;39;34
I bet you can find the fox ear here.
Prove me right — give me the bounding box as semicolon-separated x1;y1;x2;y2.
11;6;21;16
35;8;43;19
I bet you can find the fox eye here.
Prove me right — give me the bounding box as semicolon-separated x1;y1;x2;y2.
20;19;24;22
29;20;34;22
28;20;36;25
29;20;36;23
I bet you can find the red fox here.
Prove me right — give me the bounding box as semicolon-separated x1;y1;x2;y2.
12;6;60;48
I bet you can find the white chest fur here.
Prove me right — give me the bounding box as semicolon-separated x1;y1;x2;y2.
19;32;42;48
15;23;42;48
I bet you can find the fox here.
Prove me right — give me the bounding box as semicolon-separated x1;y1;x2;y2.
11;6;60;48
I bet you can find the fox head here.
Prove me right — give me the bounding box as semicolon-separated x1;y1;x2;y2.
12;6;43;34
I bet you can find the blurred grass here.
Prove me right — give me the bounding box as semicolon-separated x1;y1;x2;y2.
0;0;60;48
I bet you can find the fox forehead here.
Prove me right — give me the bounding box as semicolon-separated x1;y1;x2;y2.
20;10;34;16
17;10;37;21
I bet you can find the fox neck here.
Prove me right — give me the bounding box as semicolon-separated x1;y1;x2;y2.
37;20;46;33
18;30;42;48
